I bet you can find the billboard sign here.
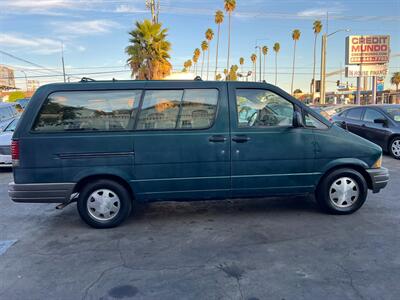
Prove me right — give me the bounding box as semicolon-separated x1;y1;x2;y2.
345;35;390;65
345;64;388;78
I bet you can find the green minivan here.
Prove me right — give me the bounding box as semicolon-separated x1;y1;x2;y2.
9;80;389;228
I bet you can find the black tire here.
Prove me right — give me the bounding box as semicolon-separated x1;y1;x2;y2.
77;179;132;228
316;168;368;215
389;137;400;159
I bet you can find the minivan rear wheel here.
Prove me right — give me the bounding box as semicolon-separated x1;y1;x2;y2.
389;137;400;159
77;179;132;228
316;168;368;214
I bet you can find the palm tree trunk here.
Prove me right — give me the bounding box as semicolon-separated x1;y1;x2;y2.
312;33;317;104
241;65;243;81
215;24;220;79
291;41;297;95
254;63;256;82
275;53;278;85
207;43;210;80
201;52;205;78
227;13;231;75
263;54;266;82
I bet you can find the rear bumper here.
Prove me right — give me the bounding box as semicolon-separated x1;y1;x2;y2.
366;167;389;193
8;182;75;203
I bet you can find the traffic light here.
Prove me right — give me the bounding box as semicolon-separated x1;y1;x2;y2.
336;80;340;87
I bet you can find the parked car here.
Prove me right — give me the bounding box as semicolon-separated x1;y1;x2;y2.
0;103;19;131
332;105;400;159
9;80;388;228
0;118;19;167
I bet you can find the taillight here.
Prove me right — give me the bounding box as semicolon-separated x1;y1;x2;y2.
11;140;20;166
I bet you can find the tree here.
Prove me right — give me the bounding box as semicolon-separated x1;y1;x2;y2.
312;20;323;103
391;72;400;91
7;91;26;102
214;10;224;79
126;19;172;80
184;60;192;72
251;53;257;82
273;42;280;85
216;74;222;81
262;46;268;82
201;40;208;79
294;89;303;94
193;48;201;75
291;29;301;94
205;28;214;80
239;57;244;78
226;64;239;81
224;0;236;74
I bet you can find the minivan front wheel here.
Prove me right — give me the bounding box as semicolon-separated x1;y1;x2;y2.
77;179;132;228
316;168;368;214
389;137;400;159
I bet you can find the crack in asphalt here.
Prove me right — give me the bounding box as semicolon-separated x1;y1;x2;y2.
337;263;365;300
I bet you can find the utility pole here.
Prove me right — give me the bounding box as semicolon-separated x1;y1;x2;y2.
61;42;66;83
320;34;327;104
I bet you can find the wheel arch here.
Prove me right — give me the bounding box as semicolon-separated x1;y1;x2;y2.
73;174;134;200
317;163;373;191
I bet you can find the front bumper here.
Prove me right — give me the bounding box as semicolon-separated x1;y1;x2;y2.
366;167;389;193
8;182;75;203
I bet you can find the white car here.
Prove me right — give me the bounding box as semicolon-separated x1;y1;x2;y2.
0;118;18;167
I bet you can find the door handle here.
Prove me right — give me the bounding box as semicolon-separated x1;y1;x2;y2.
361;124;366;127
209;135;227;143
232;135;251;143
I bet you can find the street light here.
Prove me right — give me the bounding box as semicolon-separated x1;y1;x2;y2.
20;70;28;92
320;28;350;104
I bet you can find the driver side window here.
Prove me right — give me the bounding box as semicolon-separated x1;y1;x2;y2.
236;89;294;128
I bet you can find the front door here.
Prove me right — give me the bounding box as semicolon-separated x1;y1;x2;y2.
132;81;231;201
228;83;316;197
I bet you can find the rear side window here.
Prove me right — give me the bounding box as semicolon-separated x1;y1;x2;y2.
346;108;363;120
136;89;218;130
363;108;385;123
33;90;142;132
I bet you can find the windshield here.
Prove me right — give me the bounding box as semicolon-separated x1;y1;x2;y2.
383;106;400;123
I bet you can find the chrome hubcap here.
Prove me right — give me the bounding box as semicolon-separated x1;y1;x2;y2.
87;189;120;221
329;177;359;208
392;140;400;157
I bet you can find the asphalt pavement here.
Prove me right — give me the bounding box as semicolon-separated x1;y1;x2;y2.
0;156;399;300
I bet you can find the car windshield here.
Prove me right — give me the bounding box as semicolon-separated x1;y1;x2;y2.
383;106;400;123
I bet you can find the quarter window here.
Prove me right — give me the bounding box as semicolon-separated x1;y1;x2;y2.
236;89;294;128
346;108;363;120
33;90;141;132
304;111;328;129
363;108;385;123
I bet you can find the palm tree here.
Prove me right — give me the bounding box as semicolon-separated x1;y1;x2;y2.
184;59;192;72
273;42;280;85
251;53;257;82
205;28;214;80
201;41;208;78
239;57;244;78
224;0;236;73
193;48;201;75
391;72;400;91
126;19;171;80
291;29;301;94
312;20;323;103
262;46;268;82
214;10;224;79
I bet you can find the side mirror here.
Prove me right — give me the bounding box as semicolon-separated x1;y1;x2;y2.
374;118;388;126
293;111;304;128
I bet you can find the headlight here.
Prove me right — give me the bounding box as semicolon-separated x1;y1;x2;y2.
372;155;382;169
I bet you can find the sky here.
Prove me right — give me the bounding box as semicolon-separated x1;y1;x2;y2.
0;0;399;93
